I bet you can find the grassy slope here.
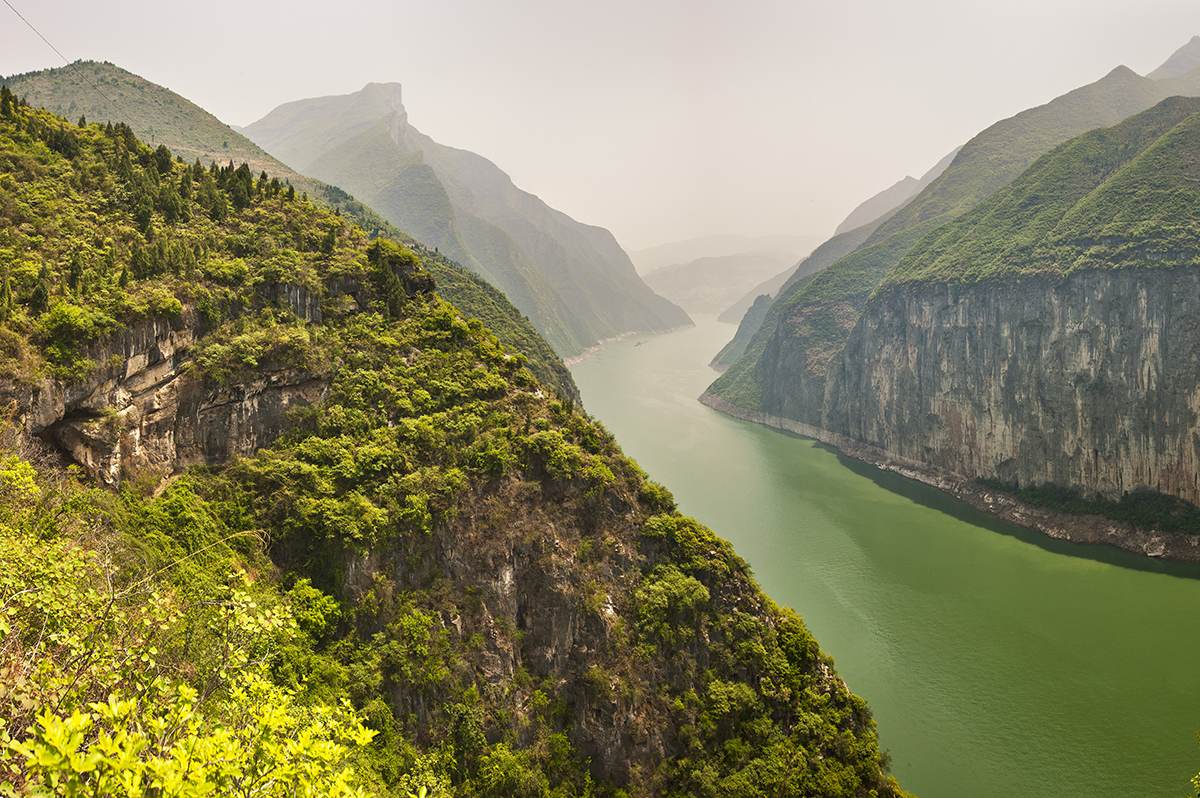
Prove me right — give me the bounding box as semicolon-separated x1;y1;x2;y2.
883;96;1200;287
2;62;579;398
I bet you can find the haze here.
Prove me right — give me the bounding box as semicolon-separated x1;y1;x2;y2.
3;0;1198;250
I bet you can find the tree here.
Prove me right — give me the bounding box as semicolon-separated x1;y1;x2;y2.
0;272;12;323
154;143;173;174
28;266;51;316
67;252;83;295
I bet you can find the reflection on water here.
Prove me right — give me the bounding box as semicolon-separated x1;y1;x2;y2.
570;315;1200;798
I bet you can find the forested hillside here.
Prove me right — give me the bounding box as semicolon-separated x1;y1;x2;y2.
1;62;576;398
0;89;907;796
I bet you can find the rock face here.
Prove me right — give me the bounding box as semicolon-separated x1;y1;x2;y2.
339;478;658;782
824;270;1200;504
13;307;328;487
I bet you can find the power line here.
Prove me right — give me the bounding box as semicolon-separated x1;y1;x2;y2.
2;0;137;128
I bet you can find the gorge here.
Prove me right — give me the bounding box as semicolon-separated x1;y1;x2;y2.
574;315;1200;798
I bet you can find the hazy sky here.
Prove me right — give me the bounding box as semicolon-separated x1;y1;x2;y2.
3;0;1199;250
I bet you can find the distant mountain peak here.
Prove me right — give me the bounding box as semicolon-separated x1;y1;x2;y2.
361;82;405;114
1148;35;1200;81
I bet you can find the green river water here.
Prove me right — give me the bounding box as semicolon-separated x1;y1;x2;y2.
569;315;1200;798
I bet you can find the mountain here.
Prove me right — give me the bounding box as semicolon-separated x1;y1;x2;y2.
1147;34;1200;80
833;148;960;236
0;91;907;796
706;147;958;374
628;233;821;275
705;51;1200;427
1;62;578;397
241;84;691;358
641;251;800;314
823;95;1200;529
832;176;918;235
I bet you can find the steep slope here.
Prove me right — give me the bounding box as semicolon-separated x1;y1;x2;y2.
706;53;1199;426
709;292;776;370
835;149;961;237
707;148;957;376
704;214;896;406
0;94;907;797
1147;35;1200;80
3;60;278;171
823;98;1200;511
243;84;691;358
833;176;917;236
1;62;578;398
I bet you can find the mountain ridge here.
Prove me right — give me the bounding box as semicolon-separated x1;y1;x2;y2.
243;83;691;358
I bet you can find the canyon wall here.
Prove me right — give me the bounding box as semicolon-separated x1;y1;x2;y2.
821;270;1200;503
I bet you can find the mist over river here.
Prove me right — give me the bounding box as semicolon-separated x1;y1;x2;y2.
569;315;1200;798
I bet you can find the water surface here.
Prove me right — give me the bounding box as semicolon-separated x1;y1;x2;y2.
570;315;1200;798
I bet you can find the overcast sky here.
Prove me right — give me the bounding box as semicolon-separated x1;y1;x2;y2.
3;0;1199;251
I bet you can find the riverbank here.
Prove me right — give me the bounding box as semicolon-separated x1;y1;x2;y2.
698;391;1200;564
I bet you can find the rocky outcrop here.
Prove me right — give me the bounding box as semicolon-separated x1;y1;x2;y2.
338;477;660;782
824;270;1200;505
14;307;328;487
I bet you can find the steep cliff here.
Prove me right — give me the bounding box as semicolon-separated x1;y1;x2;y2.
826;270;1200;503
824;96;1200;516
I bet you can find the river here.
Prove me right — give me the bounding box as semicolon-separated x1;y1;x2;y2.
569;315;1200;798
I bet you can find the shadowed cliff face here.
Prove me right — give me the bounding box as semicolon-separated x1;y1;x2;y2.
824;271;1200;503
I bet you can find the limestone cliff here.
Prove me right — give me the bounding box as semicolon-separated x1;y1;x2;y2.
15;308;324;487
706;90;1200;553
825;271;1200;504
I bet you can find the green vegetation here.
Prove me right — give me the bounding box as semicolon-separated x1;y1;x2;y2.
2;61;282;176
0;94;905;795
884;97;1200;288
706;63;1191;418
979;478;1200;536
1;63;577;398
